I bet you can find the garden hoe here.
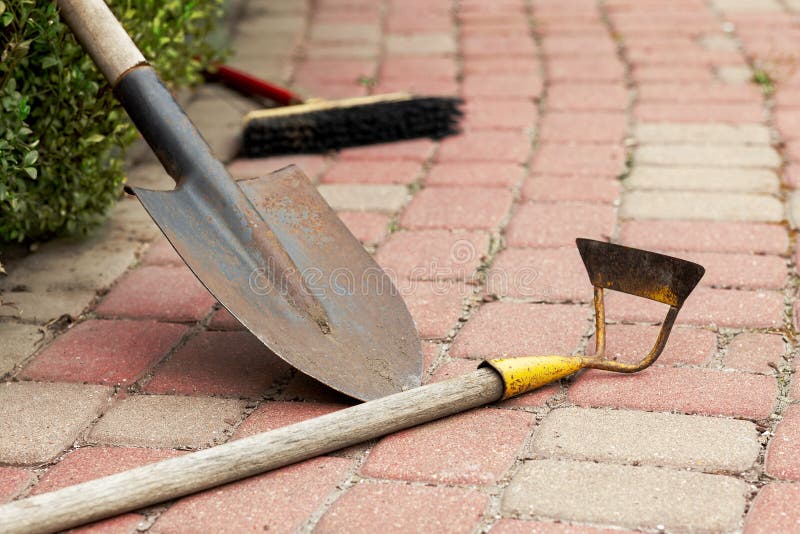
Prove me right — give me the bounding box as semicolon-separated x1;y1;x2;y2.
54;0;421;402
0;238;705;534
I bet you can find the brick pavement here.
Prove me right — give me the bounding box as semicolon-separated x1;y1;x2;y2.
3;0;800;531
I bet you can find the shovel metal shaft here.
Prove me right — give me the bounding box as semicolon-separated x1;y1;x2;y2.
0;369;503;534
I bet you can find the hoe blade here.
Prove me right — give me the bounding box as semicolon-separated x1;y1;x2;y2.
133;165;422;401
576;238;705;308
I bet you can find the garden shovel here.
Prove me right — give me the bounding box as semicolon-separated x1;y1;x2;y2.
56;0;421;400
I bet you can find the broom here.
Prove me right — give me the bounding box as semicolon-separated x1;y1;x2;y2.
205;64;463;157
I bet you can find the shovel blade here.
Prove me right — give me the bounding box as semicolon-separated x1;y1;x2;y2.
133;165;422;401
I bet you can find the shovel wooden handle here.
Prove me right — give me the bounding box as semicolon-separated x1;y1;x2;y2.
0;369;504;534
57;0;146;84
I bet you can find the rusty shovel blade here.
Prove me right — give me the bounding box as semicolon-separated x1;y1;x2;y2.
134;164;422;401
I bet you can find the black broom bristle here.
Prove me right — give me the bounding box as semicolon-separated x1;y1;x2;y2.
241;96;463;157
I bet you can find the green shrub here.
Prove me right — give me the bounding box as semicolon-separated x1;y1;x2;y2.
0;0;225;242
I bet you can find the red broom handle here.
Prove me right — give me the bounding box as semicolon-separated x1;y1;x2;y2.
210;64;303;105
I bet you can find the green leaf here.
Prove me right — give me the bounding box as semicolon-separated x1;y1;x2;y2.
22;150;38;166
85;133;105;144
41;56;59;69
23;167;37;179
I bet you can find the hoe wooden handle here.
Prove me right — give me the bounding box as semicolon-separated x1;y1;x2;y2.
57;0;146;84
0;369;503;534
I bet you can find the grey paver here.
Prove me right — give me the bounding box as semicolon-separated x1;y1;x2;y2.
385;33;457;55
0;289;95;324
244;0;309;15
125;137;159;167
634;122;770;145
0;381;112;465
0;322;43;376
635;144;781;168
620;191;784;222
625;166;780;193
235;15;306;37
787;191;800;229
231;34;300;59
716;65;753;84
502;459;748;532
698;34;739;51
226;57;290;82
89;394;246;449
0;234;138;293
306;44;380;59
317;184;409;212
106;198;161;242
532;407;760;472
125;161;174;191
186;86;260;162
309;23;380;43
713;0;782;11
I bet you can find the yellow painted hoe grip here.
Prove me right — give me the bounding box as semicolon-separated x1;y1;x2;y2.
482;356;586;400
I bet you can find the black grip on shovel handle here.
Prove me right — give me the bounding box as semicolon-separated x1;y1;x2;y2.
114;66;227;188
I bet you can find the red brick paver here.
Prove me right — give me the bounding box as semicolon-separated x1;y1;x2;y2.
450;302;589;359
522;176;620;203
539;112;627;143
530;143;626;177
96;266;215;322
21;319;186;386
321;160;422;185
506;202;616;248
491;519;635;534
680;252;787;291
620;220;788;255
153;457;353;534
234;401;346;439
33;446;182;494
375;229;490;281
425;162;525;188
0;467;33;503
145;331;292;398
766;405;800;481
400;187;513;230
486;246;590;302
338;139;436;162
141;238;183;266
604;288;785;328
315;482;487;534
437;131;532;163
744;483;800;534
725;333;785;374
362;408;532;485
588;324;716;366
462;99;539;130
207;307;242;330
401;280;467;339
569;366;777;420
337;211;390;244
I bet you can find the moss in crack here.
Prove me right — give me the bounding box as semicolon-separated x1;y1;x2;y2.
752;69;775;96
